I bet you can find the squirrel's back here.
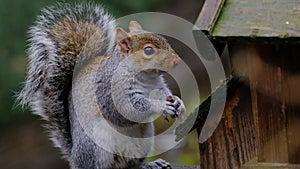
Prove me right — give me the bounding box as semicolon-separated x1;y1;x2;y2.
18;2;116;159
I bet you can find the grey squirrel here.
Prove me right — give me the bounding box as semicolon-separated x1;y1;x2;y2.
18;2;185;169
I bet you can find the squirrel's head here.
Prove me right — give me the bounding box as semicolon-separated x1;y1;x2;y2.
116;21;181;74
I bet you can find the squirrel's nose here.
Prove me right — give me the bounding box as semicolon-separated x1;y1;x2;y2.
174;56;180;65
164;53;181;69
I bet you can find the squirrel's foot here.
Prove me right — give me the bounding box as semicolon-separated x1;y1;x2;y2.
139;158;172;169
163;96;186;122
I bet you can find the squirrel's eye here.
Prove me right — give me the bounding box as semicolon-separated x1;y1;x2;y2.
144;46;155;56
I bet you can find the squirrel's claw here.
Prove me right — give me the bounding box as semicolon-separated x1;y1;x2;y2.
172;96;185;118
140;158;172;169
162;96;185;122
154;158;172;169
162;112;170;122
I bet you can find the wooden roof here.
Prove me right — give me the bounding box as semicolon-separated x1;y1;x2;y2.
195;0;300;41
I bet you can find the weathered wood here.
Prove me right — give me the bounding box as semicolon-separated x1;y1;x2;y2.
246;44;289;163
229;44;300;168
195;0;300;41
246;44;300;164
199;84;257;169
283;70;300;164
199;43;300;168
175;77;241;142
243;161;300;169
194;0;225;33
194;0;300;167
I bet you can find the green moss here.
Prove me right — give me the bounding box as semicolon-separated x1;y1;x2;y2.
208;0;300;39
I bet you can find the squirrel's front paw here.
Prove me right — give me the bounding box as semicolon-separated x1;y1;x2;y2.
139;158;172;169
162;96;185;122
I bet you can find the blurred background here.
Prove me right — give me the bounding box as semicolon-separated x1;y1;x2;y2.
0;0;206;168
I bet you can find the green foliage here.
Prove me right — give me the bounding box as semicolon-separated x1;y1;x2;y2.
0;0;53;126
101;0;160;17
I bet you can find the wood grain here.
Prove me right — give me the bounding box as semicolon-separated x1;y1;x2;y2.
199;85;256;169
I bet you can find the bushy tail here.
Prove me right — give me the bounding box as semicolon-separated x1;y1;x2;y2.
18;2;116;160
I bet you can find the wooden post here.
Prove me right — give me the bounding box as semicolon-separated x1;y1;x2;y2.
198;83;256;169
198;43;300;168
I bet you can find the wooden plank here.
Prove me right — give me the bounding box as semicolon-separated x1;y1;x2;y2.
285;96;300;164
194;0;225;33
195;0;300;38
246;44;289;163
243;160;300;169
199;84;257;169
233;44;300;166
281;45;300;163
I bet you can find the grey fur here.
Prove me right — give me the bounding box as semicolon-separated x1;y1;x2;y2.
18;2;116;161
18;2;184;169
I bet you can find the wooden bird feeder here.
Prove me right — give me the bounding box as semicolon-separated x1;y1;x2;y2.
193;0;300;168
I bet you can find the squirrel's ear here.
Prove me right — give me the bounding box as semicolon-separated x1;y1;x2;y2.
116;28;131;53
129;21;143;32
